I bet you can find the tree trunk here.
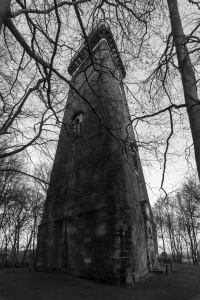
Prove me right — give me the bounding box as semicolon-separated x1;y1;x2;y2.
21;231;33;268
161;232;166;253
168;228;176;261
32;211;38;263
167;0;200;179
179;242;183;263
15;224;20;267
187;227;196;265
5;235;8;267
190;216;199;265
0;0;11;32
185;239;191;264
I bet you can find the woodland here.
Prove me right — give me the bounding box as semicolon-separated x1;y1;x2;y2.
0;0;200;266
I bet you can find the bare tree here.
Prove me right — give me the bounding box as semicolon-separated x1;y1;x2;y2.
0;155;45;267
0;0;199;197
0;0;157;161
153;174;200;264
176;177;200;265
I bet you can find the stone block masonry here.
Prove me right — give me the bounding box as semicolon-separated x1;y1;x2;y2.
36;21;158;285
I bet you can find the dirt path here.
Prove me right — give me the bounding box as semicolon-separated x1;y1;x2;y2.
0;264;200;300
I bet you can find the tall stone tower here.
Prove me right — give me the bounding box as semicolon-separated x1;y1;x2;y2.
36;22;158;285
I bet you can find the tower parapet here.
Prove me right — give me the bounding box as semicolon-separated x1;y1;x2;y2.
68;21;126;78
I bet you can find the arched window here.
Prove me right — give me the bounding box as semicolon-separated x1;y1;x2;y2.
148;227;151;235
71;111;84;137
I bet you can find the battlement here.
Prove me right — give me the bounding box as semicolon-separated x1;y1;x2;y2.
68;21;126;78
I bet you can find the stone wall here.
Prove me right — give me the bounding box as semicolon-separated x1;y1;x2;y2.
36;30;155;284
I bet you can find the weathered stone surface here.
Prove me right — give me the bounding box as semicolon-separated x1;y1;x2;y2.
125;268;135;287
36;22;158;285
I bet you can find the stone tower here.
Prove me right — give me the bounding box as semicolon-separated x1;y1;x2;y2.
36;22;158;285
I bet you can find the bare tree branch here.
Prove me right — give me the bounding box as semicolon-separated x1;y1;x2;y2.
9;0;91;18
0;76;48;136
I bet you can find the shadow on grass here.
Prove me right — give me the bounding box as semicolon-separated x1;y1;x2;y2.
0;264;200;300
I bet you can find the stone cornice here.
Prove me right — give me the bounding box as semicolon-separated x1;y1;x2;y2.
68;22;126;78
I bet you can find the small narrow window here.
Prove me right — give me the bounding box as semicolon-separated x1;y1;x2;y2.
71;111;84;137
130;141;138;170
146;206;150;217
130;141;138;152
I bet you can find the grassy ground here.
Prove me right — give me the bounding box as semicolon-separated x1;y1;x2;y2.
0;264;200;300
